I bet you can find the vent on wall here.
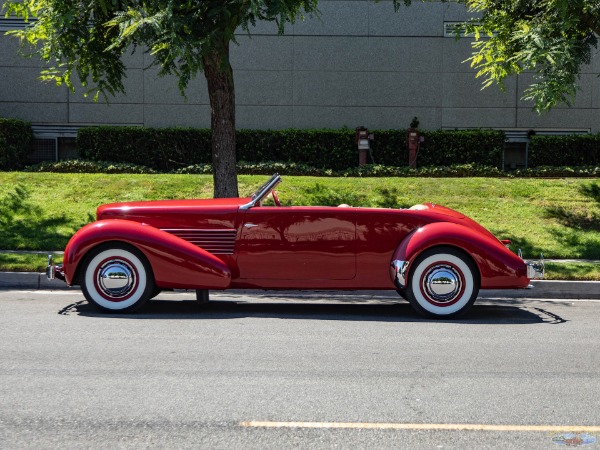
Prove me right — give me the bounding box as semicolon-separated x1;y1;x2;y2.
29;125;81;163
0;17;37;32
444;22;468;38
444;22;496;38
503;129;590;170
30;139;57;164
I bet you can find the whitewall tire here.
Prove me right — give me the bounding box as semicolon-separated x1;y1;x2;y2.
80;244;155;313
406;247;479;318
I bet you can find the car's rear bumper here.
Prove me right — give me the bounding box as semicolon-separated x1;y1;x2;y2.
524;256;545;280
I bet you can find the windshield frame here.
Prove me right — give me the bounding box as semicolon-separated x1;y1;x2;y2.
240;173;282;210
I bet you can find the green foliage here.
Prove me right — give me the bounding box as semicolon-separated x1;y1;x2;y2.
78;126;211;170
177;161;327;176
418;130;504;168
516;166;600;178
24;160;158;174
396;0;600;112
341;163;506;178
529;135;600;167
3;0;319;99
77;126;505;170
236;129;356;170
0;182;78;251
31;159;598;178
0;118;33;170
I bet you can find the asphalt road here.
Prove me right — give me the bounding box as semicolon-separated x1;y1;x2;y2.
1;289;599;449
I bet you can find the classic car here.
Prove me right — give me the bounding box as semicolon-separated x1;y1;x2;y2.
47;173;544;318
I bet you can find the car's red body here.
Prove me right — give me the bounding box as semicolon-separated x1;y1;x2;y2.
49;174;542;317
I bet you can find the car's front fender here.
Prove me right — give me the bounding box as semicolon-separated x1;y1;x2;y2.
390;222;529;290
63;219;231;289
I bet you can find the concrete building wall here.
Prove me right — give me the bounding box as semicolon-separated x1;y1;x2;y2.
1;0;598;133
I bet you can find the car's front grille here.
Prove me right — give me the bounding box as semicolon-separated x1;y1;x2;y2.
161;229;236;255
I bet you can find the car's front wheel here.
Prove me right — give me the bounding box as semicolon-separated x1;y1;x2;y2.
80;243;155;313
406;247;479;319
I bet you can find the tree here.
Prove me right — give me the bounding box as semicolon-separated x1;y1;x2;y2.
396;0;600;112
2;0;318;197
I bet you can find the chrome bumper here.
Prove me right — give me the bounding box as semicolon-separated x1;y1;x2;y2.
521;251;545;280
46;255;66;282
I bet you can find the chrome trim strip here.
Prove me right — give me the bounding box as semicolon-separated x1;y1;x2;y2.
390;259;410;289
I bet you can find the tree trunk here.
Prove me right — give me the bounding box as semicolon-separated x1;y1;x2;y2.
203;42;238;198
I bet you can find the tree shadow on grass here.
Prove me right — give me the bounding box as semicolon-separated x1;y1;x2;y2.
543;182;600;259
0;184;86;250
545;182;600;232
486;229;541;258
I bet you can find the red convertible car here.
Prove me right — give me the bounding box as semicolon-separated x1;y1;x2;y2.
47;174;544;318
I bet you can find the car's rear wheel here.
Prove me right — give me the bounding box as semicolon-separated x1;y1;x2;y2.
80;243;155;313
406;247;479;319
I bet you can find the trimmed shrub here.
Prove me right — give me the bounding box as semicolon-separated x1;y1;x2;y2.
78;126;212;171
418;130;505;168
77;127;505;170
529;134;600;167
236;129;356;170
0;118;33;170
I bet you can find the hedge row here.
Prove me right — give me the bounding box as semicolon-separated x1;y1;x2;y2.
77;127;506;171
529;134;600;167
78;127;212;171
4;122;600;171
0;118;33;170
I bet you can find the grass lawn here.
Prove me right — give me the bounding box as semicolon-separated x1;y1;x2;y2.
0;173;599;277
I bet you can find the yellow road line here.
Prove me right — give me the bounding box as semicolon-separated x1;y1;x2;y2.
240;421;600;433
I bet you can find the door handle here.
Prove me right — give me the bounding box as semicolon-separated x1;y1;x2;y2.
244;223;258;228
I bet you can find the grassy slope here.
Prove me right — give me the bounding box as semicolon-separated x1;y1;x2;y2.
0;173;599;276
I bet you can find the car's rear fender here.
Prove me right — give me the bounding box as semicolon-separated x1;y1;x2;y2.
64;220;231;289
390;222;529;290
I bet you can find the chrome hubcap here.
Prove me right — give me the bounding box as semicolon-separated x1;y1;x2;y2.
422;265;461;303
97;259;136;299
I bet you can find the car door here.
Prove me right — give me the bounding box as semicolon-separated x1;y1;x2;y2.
236;206;356;280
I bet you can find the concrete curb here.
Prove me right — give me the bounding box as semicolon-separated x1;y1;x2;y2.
0;272;74;290
0;272;598;299
480;280;600;300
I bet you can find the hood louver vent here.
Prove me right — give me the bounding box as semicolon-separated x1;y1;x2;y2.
161;229;236;255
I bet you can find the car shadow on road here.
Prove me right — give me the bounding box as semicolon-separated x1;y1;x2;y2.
59;298;566;325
